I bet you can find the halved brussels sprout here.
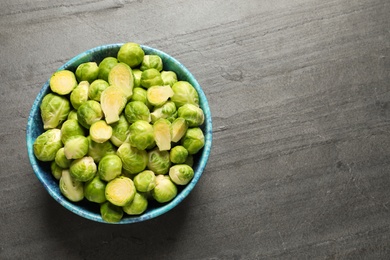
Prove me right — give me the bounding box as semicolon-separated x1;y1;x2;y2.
150;101;177;123
153;118;171;151
170;117;188;143
133;170;156;192
33;129;63;162
100;86;127;124
84;175;107;203
110;114;130;147
108;62;134;100
59;169;84;202
88;79;109;102
105;176;136;206
98;57;118;82
177;103;204;127
64;135;89;160
55;147;72;168
77;100;103;129
70;81;89;110
76;62;99;83
60;119;85;144
147;148;171;175
100;201;123;223
151;175;177;203
161;71;178;86
140;68;163;89
171;81;199;108
169;145;188;164
50;161;63;180
98;154;122;182
122;192;148;215
40;93;71;130
140;55;163;71
128;120;155;150
69;156;97;182
169;164;194;185
87;136;116;163
117;42;145;68
132;69;142;88
124;101;151;123
146;85;174;107
117;143;148;174
181;127;205;154
90;120;112;143
49;70;78;95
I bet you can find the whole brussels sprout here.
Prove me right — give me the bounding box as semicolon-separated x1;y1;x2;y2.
151;175;177;203
70;81;89;109
100;201;123;223
40;93;71;130
117;143;148;174
117;42;145;68
146;85;174;107
64;135;89;160
50;161;63;180
140;68;163;89
128;120;155;150
87;136;116;163
123;193;148;215
132;69;142;88
105;176;136;206
33;129;63;161
100;86;127;124
98;154;122;182
55;147;72;168
84;175;107;203
184;154;194;167
181;127;205;154
161;71;178;86
75;62;99;83
169;164;194;185
90;120;112;143
60;119;85;144
77;100;103;129
124;101;151;123
59;169;84;202
110;114;130;147
98;57;118;82
153;118;172;151
67;110;78;121
88;79;109;102
140;55;163;71
169;145;188;164
133;170;156;192
177;103;205;127
171;81;199;108
130;87;152;109
147;148;171;175
170;117;188;143
49;70;78;95
151;101;177;123
108;62;134;100
69;156;97;182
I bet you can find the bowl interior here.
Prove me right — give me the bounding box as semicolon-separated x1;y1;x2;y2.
26;44;212;224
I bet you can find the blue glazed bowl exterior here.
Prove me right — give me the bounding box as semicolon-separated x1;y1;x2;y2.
26;44;212;224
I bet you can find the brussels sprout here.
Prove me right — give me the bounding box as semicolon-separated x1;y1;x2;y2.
100;86;127;124
98;57;118;82
100;201;123;223
69;156;97;182
90;120;112;143
70;81;89;109
150;101;177;123
50;161;63;180
161;71;178;87
98;154;122;182
88;79;109;102
67;110;78;121
140;68;163;89
117;143;148;174
170;117;188;143
184;154;194;167
55;147;72;168
153;118;171;151
123;193;148;215
49;70;78;95
84;175;107;203
40;93;71;130
132;69;142;88
75;62;99;83
140;55;163;71
177;103;205;127
124;101;150;124
133;170;156;192
110;114;130;147
77;100;103;129
146;85;174;107
171;81;199;108
60;119;85;144
108;63;134;100
151;175;177;203
59;169;84;202
169;145;188;164
87;136;116;163
169;164;194;185
64;135;89;160
181;127;205;154
117;42;145;68
130;87;152;109
128;120;155;150
105;176;136;206
147;148;171;175
33;129;63;161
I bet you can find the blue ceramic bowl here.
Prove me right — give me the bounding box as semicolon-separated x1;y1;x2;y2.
26;44;212;224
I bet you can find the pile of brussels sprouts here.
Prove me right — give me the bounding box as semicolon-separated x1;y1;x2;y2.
33;42;205;223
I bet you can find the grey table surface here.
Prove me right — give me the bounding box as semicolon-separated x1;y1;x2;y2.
1;0;390;259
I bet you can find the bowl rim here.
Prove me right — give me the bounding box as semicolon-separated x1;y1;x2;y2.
26;43;212;224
